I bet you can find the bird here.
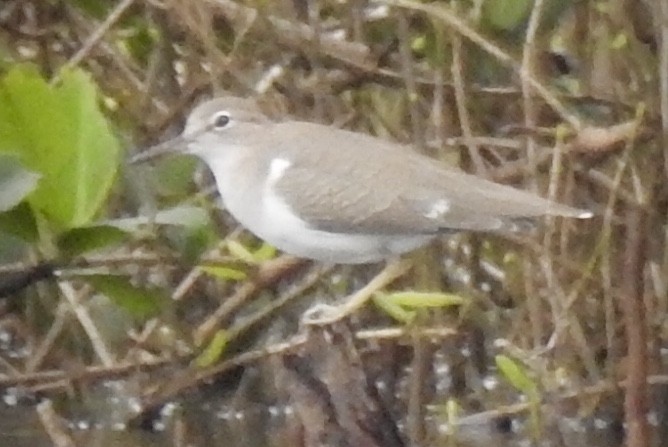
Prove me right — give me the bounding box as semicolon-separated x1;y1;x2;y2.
132;96;591;263
131;96;592;322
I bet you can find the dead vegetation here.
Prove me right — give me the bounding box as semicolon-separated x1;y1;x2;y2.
0;1;666;446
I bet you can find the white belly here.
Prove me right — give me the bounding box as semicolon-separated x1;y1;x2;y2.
209;155;433;264
252;181;432;264
257;219;433;264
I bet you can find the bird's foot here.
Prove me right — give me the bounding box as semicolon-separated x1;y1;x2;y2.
300;258;412;326
301;303;349;325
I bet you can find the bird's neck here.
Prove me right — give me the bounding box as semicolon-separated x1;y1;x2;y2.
202;147;267;206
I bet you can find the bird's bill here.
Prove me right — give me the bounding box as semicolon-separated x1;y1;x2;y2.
129;134;190;164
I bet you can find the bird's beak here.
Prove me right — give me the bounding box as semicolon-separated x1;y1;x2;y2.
129;133;190;164
129;122;216;164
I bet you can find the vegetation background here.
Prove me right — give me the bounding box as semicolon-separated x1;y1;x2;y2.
0;0;665;446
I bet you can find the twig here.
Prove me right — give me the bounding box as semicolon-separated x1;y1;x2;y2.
521;0;544;191
205;0;372;68
58;281;115;366
0;357;171;388
301;258;413;325
225;264;334;342
660;0;668;179
193;256;309;345
136;332;308;419
355;326;457;340
26;302;70;373
382;0;582;130
396;11;424;147
620;207;649;447
57;0;136;78
406;329;427;445
36;400;76;447
449;1;485;174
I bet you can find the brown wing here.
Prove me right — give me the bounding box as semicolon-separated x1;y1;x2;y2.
273;165;443;234
269;122;588;235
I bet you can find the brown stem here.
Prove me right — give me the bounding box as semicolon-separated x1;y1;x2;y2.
620;208;649;447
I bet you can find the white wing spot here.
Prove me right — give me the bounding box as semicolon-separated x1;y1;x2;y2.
267;158;292;185
424;199;450;219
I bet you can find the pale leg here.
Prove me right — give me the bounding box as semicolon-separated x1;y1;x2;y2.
301;258;412;325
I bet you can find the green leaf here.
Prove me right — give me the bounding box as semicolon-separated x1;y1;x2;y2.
495;354;542;439
382;291;465;308
610;32;628;50
0;231;29;263
199;265;247;281
150;155;198;198
120;20;160;66
195;330;229;367
0;202;38;242
105;205;210;232
85;274;167;320
57;225;128;257
495;354;537;394
0;153;40;212
482;0;572;35
227;240;277;264
180;224;217;263
444;399;461;437
0;65;121;229
482;0;532;32
67;0;113;18
373;292;416;323
227;240;258;264
251;243;277;262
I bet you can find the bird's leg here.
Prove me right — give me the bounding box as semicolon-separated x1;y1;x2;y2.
301;257;413;325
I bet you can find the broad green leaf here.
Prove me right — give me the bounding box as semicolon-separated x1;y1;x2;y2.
0;65;121;229
85;274;167;320
0;153;40;212
195;329;229;367
0;202;38;242
57;225;128;257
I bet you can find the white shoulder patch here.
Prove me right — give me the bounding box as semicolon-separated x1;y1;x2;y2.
267;158;292;185
424;199;450;219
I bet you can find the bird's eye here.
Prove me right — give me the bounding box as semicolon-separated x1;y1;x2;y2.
212;112;230;129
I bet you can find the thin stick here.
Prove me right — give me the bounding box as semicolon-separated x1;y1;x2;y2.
56;0;136;78
383;0;582;130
